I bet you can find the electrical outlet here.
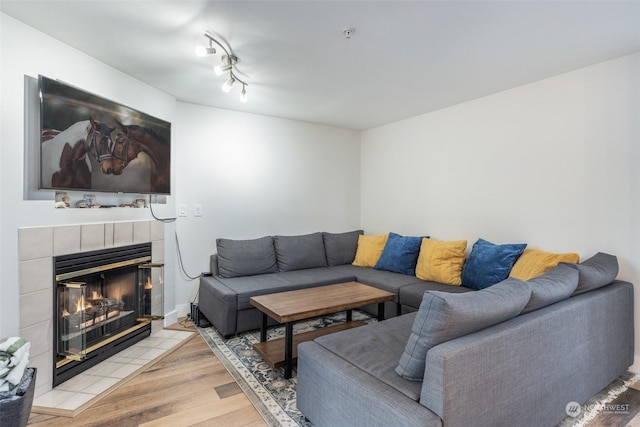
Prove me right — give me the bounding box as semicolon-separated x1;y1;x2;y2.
194;204;202;217
178;204;187;217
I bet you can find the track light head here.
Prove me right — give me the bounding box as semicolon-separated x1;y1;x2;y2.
195;46;216;57
214;55;238;76
214;63;232;76
240;84;248;103
195;40;216;57
222;75;236;93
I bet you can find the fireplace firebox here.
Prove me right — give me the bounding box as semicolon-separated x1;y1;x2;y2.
53;243;163;386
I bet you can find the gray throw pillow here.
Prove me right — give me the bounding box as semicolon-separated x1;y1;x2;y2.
521;263;578;314
216;236;278;278
563;252;618;296
396;278;531;381
323;230;364;266
273;232;328;272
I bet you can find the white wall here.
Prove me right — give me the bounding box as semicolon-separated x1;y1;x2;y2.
0;12;361;336
361;53;640;367
173;103;361;308
0;13;178;336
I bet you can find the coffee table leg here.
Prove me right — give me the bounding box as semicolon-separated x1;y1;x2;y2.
378;302;385;321
260;313;267;342
346;309;352;322
284;322;293;379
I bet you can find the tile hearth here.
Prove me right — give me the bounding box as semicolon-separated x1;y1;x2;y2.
32;327;193;417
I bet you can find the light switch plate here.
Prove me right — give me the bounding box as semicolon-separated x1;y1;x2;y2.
178;204;187;217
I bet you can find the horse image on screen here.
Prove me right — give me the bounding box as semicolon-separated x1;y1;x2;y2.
39;75;171;195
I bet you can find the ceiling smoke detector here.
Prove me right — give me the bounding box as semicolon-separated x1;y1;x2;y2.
343;27;355;39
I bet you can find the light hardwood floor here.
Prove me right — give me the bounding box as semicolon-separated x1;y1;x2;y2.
27;320;267;427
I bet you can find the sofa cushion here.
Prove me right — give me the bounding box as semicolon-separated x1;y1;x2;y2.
510;248;579;280
323;230;364;266
415;238;467;285
521;263;579;314
273;232;328;272
395;278;531;381
374;232;423;275
564;252;618;296
352;234;389;267
314;313;423;401
216;236;278;278
343;266;424;296
461;238;527;290
399;281;473;310
217;267;356;310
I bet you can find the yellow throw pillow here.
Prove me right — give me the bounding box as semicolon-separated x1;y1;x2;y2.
415;238;467;285
510;248;579;280
352;234;389;267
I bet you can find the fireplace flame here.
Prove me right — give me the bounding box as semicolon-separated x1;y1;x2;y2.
74;294;92;313
71;291;106;313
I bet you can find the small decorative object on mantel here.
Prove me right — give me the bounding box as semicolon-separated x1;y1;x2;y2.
83;194;96;207
53;194;145;209
54;192;70;208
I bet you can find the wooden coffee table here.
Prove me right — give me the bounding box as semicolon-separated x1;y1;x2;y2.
250;281;395;378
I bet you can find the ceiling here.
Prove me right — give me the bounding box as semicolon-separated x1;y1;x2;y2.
2;1;640;130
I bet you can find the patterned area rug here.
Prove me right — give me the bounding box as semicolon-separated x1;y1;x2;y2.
199;313;640;427
198;310;375;427
557;371;640;427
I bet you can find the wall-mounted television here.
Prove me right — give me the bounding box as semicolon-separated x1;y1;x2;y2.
39;75;171;195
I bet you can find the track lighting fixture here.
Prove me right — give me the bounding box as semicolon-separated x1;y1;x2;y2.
197;32;249;102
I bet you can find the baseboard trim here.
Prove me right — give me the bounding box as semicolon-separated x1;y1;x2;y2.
629;356;640;374
163;309;178;328
162;304;192;327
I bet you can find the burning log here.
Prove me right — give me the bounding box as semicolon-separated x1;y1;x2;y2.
61;295;125;331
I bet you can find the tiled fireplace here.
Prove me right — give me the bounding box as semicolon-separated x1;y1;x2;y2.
18;220;165;398
53;242;165;386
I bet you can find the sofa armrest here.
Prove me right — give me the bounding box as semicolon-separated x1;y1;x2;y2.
210;254;219;276
420;281;633;427
198;275;237;336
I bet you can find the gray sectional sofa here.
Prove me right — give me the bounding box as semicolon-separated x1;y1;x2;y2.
297;254;634;427
198;230;469;337
198;230;634;426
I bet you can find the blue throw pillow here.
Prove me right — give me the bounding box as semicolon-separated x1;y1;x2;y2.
461;238;527;290
374;232;424;275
